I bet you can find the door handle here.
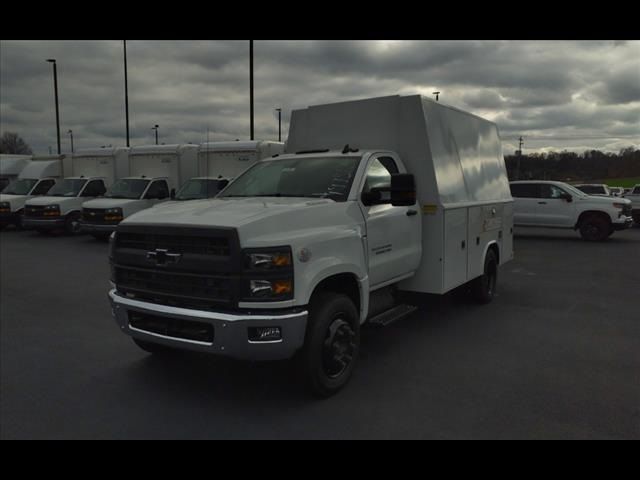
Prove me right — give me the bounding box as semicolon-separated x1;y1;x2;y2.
538;201;547;204
406;209;418;216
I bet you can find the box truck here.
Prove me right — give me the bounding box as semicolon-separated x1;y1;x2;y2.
0;155;62;230
170;141;285;201
80;144;198;238
108;95;514;396
21;148;128;234
0;154;32;191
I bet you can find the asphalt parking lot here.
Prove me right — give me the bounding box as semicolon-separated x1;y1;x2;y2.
1;226;639;439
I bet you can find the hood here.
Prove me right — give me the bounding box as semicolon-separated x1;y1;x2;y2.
25;196;83;207
82;197;142;209
581;194;631;205
0;193;31;205
124;197;335;228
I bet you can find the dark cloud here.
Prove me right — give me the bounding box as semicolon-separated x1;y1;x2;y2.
1;40;638;154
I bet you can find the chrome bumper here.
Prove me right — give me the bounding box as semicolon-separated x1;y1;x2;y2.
108;289;308;361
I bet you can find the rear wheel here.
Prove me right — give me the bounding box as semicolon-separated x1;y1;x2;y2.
471;249;498;304
297;292;360;397
579;214;610;241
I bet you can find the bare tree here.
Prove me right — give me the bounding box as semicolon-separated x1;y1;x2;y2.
0;132;33;155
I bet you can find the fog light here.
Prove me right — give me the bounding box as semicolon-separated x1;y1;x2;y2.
248;326;282;342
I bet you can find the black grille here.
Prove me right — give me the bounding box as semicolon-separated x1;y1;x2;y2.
117;232;230;256
25;205;46;217
129;311;214;343
83;208;107;223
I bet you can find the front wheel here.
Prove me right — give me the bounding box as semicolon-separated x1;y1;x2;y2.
64;212;82;235
471;249;498;304
579;214;611;241
297;292;360;397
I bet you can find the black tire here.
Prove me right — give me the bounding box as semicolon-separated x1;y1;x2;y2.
471;249;498;304
297;292;360;397
579;214;611;241
64;212;82;235
14;211;24;230
132;338;175;354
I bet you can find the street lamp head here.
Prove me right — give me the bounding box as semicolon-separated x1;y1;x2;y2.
46;59;56;63
67;129;72;134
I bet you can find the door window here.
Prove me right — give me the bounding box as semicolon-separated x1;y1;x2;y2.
31;179;56;195
81;180;106;197
540;184;567;199
510;183;540;198
145;181;170;199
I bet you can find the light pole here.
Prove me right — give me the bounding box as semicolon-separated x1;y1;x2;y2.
250;40;254;141
46;59;61;154
433;91;440;101
67;129;74;153
275;108;282;142
123;40;130;147
151;125;159;145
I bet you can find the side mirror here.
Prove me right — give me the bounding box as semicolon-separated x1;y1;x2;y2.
391;173;417;206
170;188;176;199
361;189;383;206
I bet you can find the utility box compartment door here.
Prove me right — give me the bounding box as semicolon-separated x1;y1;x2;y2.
443;208;468;291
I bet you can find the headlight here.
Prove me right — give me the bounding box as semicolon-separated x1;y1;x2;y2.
248;279;293;300
104;207;123;221
612;203;626;209
0;202;10;212
244;247;292;270
43;204;60;216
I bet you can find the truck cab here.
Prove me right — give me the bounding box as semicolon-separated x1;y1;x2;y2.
0;159;62;230
108;95;513;396
22;176;108;234
80;177;171;239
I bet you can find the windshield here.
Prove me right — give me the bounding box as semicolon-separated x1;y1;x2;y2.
46;179;88;197
1;178;38;195
104;179;150;199
563;184;588;197
175;179;223;200
219;156;360;202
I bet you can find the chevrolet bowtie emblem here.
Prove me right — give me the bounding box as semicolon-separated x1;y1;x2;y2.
146;248;182;266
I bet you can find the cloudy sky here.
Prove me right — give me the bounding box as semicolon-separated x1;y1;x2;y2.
1;40;638;155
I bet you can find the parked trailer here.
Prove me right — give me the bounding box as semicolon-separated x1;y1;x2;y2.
107;94;513;396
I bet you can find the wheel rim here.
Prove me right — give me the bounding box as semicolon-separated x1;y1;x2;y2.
322;316;356;379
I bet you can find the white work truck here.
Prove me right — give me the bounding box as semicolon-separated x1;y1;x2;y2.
108;95;513;396
80;144;198;239
21;148;129;234
0;156;61;230
510;180;633;240
622;184;640;224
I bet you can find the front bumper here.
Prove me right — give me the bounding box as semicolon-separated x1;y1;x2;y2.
79;222;117;234
612;215;633;231
22;217;65;230
108;289;308;361
0;211;19;225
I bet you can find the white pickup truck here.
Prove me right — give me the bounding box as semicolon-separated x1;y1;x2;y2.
510;180;633;240
108;95;514;396
623;184;640;224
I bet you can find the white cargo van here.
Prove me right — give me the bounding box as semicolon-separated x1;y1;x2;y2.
80;144;198;238
169;141;285;202
108;95;513;396
21;149;129;234
0;156;62;229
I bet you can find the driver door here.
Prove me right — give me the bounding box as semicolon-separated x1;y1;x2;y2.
358;154;422;288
